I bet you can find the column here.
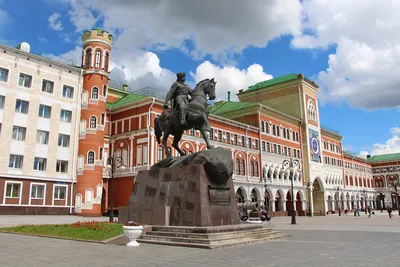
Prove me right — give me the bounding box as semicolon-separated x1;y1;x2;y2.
309;189;314;216
282;200;286;212
270;200;276;212
150;131;155;166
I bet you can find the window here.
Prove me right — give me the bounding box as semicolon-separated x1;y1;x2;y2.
85;49;92;68
0;123;2;135
54;186;66;200
90;116;97;128
143;145;148;164
283;128;286;138
265;123;269;133
99;147;103;160
41;79;54;94
273;144;277;154
157;146;163;161
261;121;265;132
0;68;9;82
38;104;52;118
262;141;266;151
254;162;259;176
31;184;44;199
266;142;270;153
248;138;252;149
12;126;26;141
18;73;32;88
276;127;280;137
226;132;230;144
240;160;245;175
33;157;47;171
56;160;68;173
58;134;70;147
60;109;72;123
100;113;105;125
308;99;316;122
37;130;49;144
85;189;93;202
272;125;276;136
88;151;95;164
92;87;98;99
62;85;74;98
255;140;259;150
277;145;281;155
102;85;107;96
241;136;245;147
95;50;102;68
0;95;4;109
250;161;254;176
104;52;109;72
286;129;289;139
235;159;240;175
234;134;238;145
15;99;29;114
6;183;21;198
284;147;287;156
80;120;86;134
9;154;23;169
217;130;222;142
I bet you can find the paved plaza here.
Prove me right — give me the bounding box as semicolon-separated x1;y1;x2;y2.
0;213;399;267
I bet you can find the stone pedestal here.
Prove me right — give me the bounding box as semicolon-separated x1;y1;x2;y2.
119;148;240;227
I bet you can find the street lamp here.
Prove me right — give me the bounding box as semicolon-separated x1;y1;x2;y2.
360;189;367;214
260;166;272;211
304;181;312;217
389;180;400;216
335;186;342;216
282;158;300;225
106;156;126;222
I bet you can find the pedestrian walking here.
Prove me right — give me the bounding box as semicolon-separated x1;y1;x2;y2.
367;206;371;218
387;207;393;219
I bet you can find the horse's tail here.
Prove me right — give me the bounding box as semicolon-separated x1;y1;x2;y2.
154;116;162;144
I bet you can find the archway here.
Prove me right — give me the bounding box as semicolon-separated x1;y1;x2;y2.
250;188;260;204
296;191;303;212
264;189;271;211
275;191;282;211
236;187;246;203
312;178;325;216
286;191;292;216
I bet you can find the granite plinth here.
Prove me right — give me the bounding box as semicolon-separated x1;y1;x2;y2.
119;149;240;227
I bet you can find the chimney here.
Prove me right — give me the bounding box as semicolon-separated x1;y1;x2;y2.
122;84;128;91
227;91;231;102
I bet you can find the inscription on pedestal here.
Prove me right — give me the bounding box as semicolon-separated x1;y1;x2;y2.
208;186;231;205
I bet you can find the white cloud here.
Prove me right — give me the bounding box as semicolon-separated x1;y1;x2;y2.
292;0;400;110
48;12;63;31
64;0;302;60
42;46;82;66
359;127;400;156
190;61;273;101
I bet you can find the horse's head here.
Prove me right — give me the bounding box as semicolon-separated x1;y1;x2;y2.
204;78;217;100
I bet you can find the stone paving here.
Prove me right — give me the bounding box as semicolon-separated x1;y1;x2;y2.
0;213;399;267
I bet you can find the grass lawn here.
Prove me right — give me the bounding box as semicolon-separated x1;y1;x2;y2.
0;221;124;241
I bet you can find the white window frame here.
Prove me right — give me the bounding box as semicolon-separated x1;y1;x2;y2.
89;116;97;129
75;194;82;209
60;109;72;123
98;147;103;160
136;145;142;166
33;157;47;171
15;99;29;114
29;182;46;205
4;181;23;204
9;154;23;169
58;134;70;147
85;189;93;203
52;184;68;206
80;120;86;135
18;72;33;89
95;50;102;68
87;151;95;164
41;79;54;94
143;145;148;164
62;84;74;99
0;67;9;83
36;130;49;144
56;160;68;173
81;91;88;106
38;104;52;118
96;184;102;198
12;126;26;141
92;87;99;99
77;156;84;170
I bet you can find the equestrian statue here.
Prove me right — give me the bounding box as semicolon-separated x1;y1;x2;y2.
155;72;216;157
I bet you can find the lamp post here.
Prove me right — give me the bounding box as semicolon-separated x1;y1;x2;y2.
335;186;342;216
106;156;126;222
361;189;367;214
304;181;312;217
282;158;300;225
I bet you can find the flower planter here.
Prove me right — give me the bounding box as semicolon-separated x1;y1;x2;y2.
123;225;143;247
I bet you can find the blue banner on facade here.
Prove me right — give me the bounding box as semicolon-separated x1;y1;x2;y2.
308;128;321;162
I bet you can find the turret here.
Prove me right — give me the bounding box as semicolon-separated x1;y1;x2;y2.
74;28;113;216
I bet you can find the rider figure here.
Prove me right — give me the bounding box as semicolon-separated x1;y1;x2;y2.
164;72;193;126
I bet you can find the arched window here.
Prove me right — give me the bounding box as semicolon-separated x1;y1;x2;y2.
78;156;84;170
96;184;102;198
283;128;286;138
240;160;245;175
92;87;98;99
250;161;254;176
90;116;96;128
157;146;163;161
80;120;86;134
272;125;276;136
95;50;102;68
100;113;105;125
122;149;128;166
81;91;88;106
286;129;289;139
75;194;82;209
102;85;107;96
235;158;240;175
85;49;92;68
276;127;280;137
261;121;265;132
295;132;299;142
85;189;93;202
104;52;109;72
265;123;269;134
88;151;95;164
99;147;103;160
254;162;259;177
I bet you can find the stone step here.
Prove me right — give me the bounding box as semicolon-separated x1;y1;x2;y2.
151;224;263;234
145;228;275;240
138;233;290;249
141;230;284;245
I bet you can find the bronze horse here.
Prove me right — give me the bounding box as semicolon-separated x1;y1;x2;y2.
155;78;217;157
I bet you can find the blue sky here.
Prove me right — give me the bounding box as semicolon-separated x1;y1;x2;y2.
1;0;399;156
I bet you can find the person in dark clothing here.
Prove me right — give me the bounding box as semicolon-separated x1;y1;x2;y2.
387;207;393;219
367;206;371;218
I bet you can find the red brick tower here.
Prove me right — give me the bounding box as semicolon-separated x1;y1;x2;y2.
75;28;113;216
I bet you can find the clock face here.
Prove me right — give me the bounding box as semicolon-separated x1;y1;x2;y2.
311;138;319;153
